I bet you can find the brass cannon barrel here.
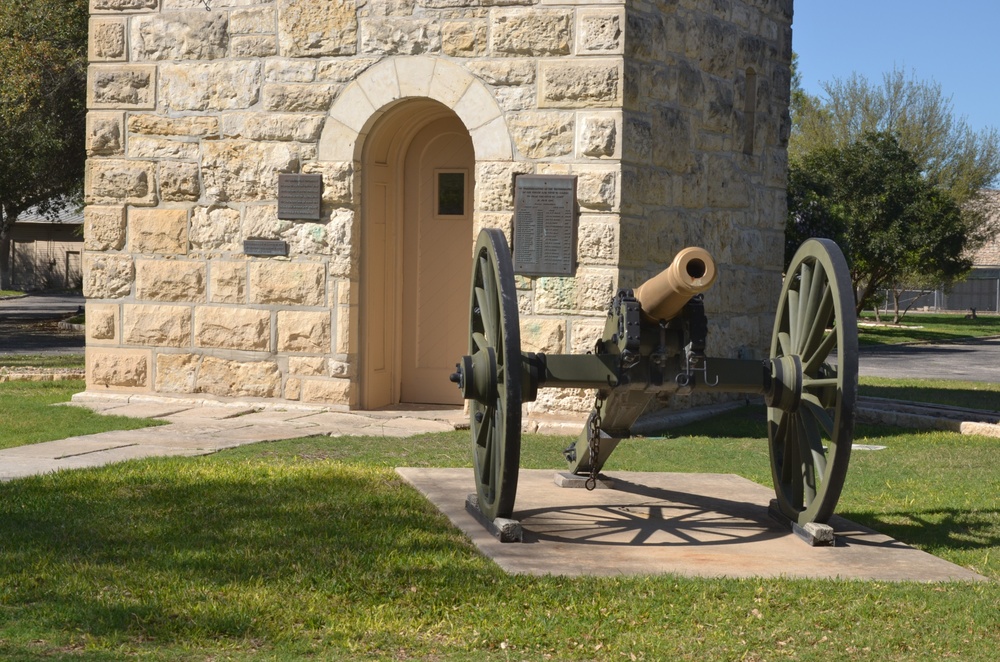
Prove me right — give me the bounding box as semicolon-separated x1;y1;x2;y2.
633;247;717;321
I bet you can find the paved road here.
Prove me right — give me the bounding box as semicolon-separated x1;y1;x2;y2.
0;292;85;355
859;337;1000;383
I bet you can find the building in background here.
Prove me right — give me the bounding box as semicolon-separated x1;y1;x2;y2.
8;202;83;292
881;190;1000;315
84;0;794;415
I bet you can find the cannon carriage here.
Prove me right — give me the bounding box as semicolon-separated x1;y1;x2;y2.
450;228;858;530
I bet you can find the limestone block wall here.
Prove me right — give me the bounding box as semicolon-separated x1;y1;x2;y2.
618;0;793;387
84;0;793;412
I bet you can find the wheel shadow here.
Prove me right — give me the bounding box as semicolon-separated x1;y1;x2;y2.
515;477;785;547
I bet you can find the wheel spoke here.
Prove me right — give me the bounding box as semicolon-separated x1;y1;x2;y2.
474;285;491;336
777;331;792;358
803;330;838;376
794;264;812;353
799;283;833;359
780;414;799;486
481;261;500;343
796;415;818;505
480;428;493;486
475;405;492;447
472;331;488;353
489;408;501;489
800;395;835;437
798;407;828;474
770;411;789;452
803;376;838;389
787;288;801;352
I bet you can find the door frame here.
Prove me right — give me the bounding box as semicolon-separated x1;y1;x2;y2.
359;99;471;409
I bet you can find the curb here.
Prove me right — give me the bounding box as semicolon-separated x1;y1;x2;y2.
857;398;1000;438
71;390;345;414
860;334;1000;349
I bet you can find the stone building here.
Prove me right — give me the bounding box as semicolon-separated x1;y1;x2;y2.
84;0;793;415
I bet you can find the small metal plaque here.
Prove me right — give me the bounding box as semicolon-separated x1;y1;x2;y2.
243;239;288;256
513;175;577;276
277;173;323;220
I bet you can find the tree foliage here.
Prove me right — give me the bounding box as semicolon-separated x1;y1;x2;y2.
788;132;972;318
790;67;1000;202
0;0;89;287
788;64;1000;320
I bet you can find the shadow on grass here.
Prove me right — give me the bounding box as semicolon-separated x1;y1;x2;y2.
841;508;1000;553
0;458;492;644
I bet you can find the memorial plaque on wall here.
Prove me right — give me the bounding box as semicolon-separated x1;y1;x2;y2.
277;173;323;220
243;239;289;256
513;175;577;276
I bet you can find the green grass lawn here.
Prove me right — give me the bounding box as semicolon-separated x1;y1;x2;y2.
0;353;85;370
858;312;1000;346
1;407;997;661
0;380;163;450
0;289;26;298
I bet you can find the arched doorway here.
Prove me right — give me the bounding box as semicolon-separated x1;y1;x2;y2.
361;100;474;408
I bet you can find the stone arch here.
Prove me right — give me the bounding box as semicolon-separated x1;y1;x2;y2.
318;56;513;163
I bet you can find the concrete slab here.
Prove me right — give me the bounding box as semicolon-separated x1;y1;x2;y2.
220;409;329;425
289;411;383;429
0;438;136;458
90;403;197;419
396;468;988;583
159;405;260;422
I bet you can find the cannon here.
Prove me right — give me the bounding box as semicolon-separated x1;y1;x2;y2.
450;228;858;528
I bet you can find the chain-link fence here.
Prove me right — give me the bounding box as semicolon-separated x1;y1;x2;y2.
880;269;1000;314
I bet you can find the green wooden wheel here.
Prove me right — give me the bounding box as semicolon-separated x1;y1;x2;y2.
767;238;858;525
463;228;523;520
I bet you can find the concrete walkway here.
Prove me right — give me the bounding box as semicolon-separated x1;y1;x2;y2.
0;392;466;482
4;391;998;484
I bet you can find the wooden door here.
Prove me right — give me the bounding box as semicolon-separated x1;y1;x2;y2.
400;116;474;404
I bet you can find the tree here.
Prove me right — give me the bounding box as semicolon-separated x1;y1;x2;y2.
787;132;973;319
788;64;1000;321
0;0;89;289
790;67;1000;197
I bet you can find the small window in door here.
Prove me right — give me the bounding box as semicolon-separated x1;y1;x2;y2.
435;169;468;219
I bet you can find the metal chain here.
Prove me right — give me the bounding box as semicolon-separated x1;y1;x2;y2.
585;393;605;490
201;0;212;11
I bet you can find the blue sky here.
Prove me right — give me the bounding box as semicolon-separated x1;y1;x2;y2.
792;1;999;134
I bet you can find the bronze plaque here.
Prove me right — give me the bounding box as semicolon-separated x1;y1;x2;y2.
243;239;288;256
513;175;577;276
277;173;323;220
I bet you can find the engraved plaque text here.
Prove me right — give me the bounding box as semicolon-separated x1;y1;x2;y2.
513;175;577;276
277;173;323;220
243;239;289;256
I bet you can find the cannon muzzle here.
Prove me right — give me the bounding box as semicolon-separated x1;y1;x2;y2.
633;247;717;322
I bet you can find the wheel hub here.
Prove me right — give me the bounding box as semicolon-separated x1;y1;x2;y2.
450;348;497;404
766;354;802;412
